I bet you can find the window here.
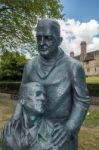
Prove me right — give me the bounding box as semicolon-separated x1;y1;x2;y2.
95;68;96;72
87;68;90;72
86;61;89;64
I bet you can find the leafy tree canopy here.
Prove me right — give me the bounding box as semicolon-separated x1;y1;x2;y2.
0;50;27;81
0;0;63;53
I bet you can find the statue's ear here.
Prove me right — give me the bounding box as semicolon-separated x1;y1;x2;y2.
58;37;63;45
60;37;63;43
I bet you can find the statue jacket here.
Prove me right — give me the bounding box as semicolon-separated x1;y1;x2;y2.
13;49;90;150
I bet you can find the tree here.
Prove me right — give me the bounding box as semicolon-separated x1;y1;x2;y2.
0;50;27;81
0;0;63;53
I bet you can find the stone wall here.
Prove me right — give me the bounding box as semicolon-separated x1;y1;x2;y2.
83;54;99;76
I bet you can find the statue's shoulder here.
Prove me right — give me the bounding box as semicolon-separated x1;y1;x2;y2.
64;54;83;74
69;56;81;69
25;56;38;69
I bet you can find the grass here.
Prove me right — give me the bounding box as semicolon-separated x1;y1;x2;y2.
78;106;99;150
0;99;16;148
86;76;99;84
0;99;99;149
83;106;99;127
0;99;16;130
79;127;99;150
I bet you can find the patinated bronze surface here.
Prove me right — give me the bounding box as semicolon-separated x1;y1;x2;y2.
2;19;90;150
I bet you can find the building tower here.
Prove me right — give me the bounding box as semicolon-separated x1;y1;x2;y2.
70;51;75;58
80;41;87;62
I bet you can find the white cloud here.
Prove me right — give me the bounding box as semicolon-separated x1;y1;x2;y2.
58;19;99;56
87;37;99;51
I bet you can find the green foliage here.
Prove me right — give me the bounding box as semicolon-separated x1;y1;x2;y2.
86;76;99;84
0;50;27;81
0;0;63;52
0;82;20;94
87;84;99;97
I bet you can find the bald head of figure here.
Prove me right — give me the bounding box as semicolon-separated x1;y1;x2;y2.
36;19;60;37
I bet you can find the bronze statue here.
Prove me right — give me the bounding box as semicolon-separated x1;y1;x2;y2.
2;82;61;150
2;82;48;149
2;19;90;150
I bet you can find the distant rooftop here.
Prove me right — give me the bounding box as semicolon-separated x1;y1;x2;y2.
74;49;99;61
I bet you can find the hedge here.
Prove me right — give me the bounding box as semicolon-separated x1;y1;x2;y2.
0;82;99;97
87;84;99;97
0;82;20;94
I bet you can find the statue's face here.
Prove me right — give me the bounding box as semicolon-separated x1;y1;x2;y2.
30;85;46;114
21;84;46;115
36;22;61;59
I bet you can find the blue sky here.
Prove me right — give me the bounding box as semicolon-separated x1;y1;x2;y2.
61;0;99;22
58;0;99;55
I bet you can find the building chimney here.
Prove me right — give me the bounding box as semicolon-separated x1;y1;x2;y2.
80;41;87;61
70;51;75;58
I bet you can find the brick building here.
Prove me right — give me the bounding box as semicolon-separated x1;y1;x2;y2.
70;41;99;76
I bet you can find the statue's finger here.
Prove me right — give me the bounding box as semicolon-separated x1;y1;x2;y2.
52;129;62;142
15;121;18;130
53;131;66;146
54;123;61;127
53;125;62;133
2;128;5;139
58;133;68;146
11;120;14;127
8;123;11;135
3;124;8;139
5;124;8;135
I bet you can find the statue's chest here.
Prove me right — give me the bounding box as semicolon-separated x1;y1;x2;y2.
30;62;70;85
29;63;71;99
29;62;72;114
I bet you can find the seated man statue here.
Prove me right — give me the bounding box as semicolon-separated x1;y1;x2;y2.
2;82;61;150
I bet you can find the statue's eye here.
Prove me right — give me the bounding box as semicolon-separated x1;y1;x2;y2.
36;35;53;41
45;36;52;40
36;91;41;97
36;35;42;41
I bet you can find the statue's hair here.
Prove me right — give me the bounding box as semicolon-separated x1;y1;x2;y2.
19;82;44;97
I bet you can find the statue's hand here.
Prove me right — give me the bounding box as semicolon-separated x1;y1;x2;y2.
52;123;71;147
11;119;20;129
2;122;16;149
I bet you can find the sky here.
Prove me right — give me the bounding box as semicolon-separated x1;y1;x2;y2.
61;0;99;22
59;0;99;56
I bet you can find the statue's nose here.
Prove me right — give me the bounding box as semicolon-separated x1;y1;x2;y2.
40;36;45;45
38;93;45;102
40;94;45;101
21;99;25;105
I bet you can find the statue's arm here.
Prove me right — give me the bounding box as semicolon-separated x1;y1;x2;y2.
11;101;22;128
12;101;22;120
21;62;30;84
66;62;90;135
21;59;35;84
13;60;32;120
52;62;90;147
